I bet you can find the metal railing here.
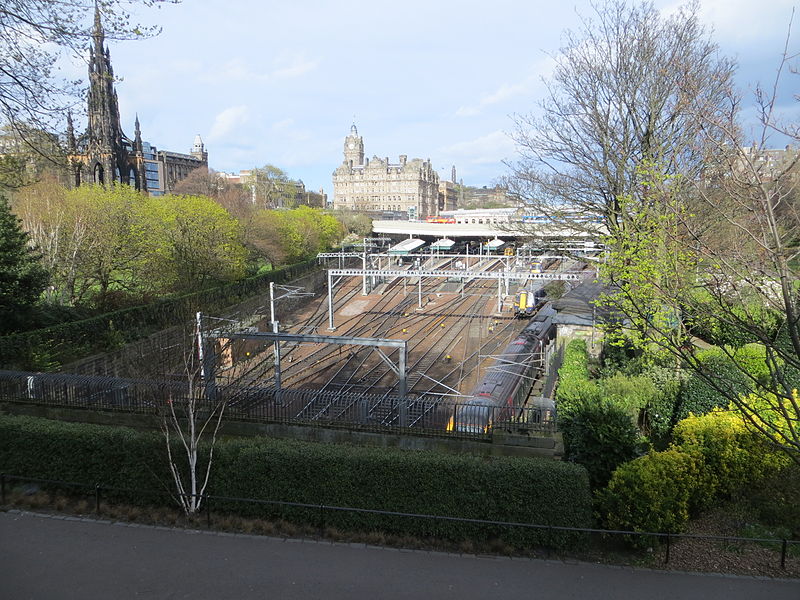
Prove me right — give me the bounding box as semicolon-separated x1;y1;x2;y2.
0;371;557;441
1;473;796;571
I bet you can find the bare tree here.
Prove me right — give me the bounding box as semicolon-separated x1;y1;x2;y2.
171;167;253;220
0;1;167;160
504;0;800;461
590;26;799;460
156;315;232;516
247;164;299;210
505;0;735;238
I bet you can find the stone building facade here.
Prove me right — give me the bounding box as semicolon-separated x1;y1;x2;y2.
332;125;439;218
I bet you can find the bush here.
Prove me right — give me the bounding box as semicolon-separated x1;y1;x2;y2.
556;339;598;415
673;345;769;425
0;415;166;505
599;373;657;421
598;448;702;536
638;365;685;442
599;410;790;538
560;398;642;489
0;414;593;549
673;410;788;502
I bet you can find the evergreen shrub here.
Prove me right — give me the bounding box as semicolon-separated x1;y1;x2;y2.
555;339;597;416
675;345;769;424
559;398;642;490
0;414;593;549
599;411;789;538
598;448;701;538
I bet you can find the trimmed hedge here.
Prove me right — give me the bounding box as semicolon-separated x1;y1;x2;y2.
0;258;318;371
0;415;593;549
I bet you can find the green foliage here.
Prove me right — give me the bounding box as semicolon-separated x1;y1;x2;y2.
673;410;788;501
0;414;164;504
675;345;769;425
140;193;247;293
250;206;346;265
247;164;299;209
0;415;593;549
0;258;317;370
599;411;788;538
742;463;800;533
599;373;657;421
683;288;782;347
560;398;642;489
599;448;700;537
14;183;249;305
0;194;49;334
333;210;373;236
637;365;685;442
555;339;599;415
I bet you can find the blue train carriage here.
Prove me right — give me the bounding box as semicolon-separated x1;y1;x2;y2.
447;305;556;434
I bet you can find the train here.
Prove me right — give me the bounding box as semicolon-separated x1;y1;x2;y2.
426;216;456;223
515;287;546;318
446;303;557;435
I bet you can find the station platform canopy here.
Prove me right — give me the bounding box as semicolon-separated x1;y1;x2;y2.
485;238;506;250
429;238;455;251
388;238;427;255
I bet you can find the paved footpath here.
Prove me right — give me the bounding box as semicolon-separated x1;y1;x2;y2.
1;510;798;600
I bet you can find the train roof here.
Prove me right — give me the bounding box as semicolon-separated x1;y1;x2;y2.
552;280;610;326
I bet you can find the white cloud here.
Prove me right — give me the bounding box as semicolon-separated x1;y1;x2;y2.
208;105;250;141
454;56;554;117
201;58;270;84
455;106;480;118
660;0;797;45
271;53;318;79
439;130;516;164
272;118;295;130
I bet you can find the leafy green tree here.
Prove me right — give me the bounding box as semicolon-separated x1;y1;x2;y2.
249;206;346;265
560;398;642;490
143;194;248;293
13;183;248;304
0;195;48;333
334;209;373;237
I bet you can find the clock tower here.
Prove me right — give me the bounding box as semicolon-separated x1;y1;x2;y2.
343;123;364;167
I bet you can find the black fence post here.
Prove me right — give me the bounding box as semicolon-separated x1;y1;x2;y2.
95;483;101;515
781;539;787;569
1;473;5;504
206;495;211;529
664;533;671;564
318;504;325;537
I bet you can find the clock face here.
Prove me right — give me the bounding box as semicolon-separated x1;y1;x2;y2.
348;142;355;150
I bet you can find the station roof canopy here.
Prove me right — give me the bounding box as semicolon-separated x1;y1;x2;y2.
388;238;427;255
485;238;506;249
429;238;455;251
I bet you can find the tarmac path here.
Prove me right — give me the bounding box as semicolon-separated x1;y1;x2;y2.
1;510;798;600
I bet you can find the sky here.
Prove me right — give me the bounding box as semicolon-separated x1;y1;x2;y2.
67;0;799;194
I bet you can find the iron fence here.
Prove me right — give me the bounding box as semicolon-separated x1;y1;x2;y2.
0;370;557;441
1;473;797;572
